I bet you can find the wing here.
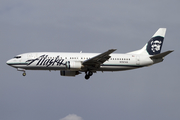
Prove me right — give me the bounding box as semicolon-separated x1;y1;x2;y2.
82;49;116;69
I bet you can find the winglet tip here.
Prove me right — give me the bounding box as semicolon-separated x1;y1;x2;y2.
111;49;117;51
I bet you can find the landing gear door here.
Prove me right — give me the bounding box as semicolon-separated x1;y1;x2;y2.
136;55;140;65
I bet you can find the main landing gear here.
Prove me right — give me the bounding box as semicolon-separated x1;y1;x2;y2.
85;71;93;80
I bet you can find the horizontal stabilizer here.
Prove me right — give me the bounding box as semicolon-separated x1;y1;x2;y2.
150;50;174;59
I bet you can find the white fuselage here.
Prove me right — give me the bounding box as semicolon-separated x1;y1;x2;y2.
6;52;154;72
6;28;172;79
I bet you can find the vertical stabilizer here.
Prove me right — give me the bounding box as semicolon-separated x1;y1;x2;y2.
127;28;166;55
146;28;166;55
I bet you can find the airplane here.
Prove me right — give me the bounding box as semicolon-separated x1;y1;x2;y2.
6;28;173;80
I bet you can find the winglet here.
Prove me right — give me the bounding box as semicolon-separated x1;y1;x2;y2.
107;49;117;53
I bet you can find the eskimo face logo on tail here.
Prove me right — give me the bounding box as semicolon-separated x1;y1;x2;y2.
151;40;162;52
147;36;164;55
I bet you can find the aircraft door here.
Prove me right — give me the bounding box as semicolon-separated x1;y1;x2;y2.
136;55;140;65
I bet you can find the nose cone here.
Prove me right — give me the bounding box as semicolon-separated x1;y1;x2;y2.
6;59;13;66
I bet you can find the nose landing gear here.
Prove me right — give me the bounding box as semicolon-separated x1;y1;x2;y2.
22;72;26;76
17;68;26;76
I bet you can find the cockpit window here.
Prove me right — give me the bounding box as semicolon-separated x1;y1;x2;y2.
14;56;21;59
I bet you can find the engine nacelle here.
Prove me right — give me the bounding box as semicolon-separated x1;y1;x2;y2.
66;61;82;70
60;71;80;76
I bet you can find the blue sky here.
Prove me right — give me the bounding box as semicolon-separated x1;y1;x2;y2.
1;0;180;120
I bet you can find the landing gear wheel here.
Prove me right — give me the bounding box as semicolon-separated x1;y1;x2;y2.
85;75;90;80
88;71;93;76
85;71;93;80
22;72;26;76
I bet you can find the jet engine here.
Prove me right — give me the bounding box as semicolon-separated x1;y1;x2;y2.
66;61;82;70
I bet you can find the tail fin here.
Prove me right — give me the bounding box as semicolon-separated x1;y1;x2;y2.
127;28;166;55
146;28;166;55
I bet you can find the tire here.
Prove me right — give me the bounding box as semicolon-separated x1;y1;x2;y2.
85;75;90;80
22;72;26;76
